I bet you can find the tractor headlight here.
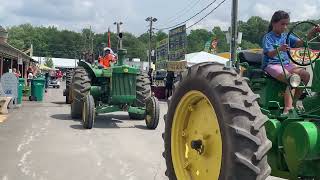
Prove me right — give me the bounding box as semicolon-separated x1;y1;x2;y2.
289;74;301;88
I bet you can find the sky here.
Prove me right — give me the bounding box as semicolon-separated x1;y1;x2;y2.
1;0;320;35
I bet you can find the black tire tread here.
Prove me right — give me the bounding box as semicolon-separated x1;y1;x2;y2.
135;72;151;107
70;66;91;119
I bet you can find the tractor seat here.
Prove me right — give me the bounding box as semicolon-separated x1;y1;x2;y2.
238;50;263;66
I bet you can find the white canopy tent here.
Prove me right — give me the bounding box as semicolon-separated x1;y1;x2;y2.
185;51;228;66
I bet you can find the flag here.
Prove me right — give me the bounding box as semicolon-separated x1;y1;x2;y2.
107;27;111;48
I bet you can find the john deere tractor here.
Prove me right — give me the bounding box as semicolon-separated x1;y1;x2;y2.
70;49;159;130
163;21;320;180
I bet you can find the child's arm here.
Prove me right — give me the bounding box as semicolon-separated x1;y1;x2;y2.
307;25;320;40
294;25;320;47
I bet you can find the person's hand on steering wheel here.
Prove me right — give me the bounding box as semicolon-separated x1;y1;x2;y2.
287;21;320;66
279;44;290;52
311;25;320;33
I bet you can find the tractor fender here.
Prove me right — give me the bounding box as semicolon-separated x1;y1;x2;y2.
78;61;105;79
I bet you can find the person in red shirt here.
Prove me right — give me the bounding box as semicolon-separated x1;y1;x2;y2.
57;70;63;78
12;68;20;78
99;49;115;68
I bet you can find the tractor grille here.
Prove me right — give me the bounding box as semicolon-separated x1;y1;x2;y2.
111;73;136;104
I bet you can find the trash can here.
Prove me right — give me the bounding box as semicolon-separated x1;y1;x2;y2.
17;78;25;104
31;78;45;101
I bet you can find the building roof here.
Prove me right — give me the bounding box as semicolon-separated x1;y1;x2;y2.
0;41;36;62
0;26;7;33
32;56;79;68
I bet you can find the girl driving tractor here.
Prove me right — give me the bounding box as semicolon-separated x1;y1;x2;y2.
263;10;320;114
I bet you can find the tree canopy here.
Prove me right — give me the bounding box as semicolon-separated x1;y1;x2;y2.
6;16;317;61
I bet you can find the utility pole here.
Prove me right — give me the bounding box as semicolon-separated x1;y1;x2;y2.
90;26;94;63
90;26;93;55
230;0;238;68
114;22;123;49
146;17;157;70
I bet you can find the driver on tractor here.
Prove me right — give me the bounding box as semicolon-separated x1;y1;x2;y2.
99;48;116;68
263;10;320;114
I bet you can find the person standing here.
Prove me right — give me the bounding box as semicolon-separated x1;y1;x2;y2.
165;71;175;99
27;70;34;86
148;68;153;85
12;68;20;78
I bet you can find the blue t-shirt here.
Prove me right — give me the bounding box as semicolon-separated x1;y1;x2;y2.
262;31;298;69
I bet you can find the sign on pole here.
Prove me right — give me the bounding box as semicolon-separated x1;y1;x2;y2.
156;38;169;62
155;25;187;72
169;25;187;61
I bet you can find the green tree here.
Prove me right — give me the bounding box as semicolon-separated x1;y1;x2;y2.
187;29;211;53
155;31;168;42
240;40;260;49
239;16;268;46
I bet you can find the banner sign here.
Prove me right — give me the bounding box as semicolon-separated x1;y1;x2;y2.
155;60;187;72
167;60;187;72
156;38;169;61
155;61;167;70
169;25;187;61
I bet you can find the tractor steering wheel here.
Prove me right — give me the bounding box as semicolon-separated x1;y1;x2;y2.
286;21;320;66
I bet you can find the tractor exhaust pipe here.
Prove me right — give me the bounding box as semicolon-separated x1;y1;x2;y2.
117;49;127;66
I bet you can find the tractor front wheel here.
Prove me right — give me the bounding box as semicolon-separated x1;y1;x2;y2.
163;62;271;180
71;100;82;119
145;96;160;129
128;112;145;120
70;66;91;119
82;94;95;129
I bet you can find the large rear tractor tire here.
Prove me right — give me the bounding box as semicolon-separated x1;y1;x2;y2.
135;72;151;107
70;66;91;119
163;62;271;180
82;94;95;129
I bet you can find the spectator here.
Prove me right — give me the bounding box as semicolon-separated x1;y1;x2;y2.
44;71;49;93
27;71;33;86
148;68;153;85
12;68;20;78
165;71;175;99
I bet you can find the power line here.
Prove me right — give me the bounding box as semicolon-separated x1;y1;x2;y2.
156;0;218;30
158;0;202;27
186;0;227;29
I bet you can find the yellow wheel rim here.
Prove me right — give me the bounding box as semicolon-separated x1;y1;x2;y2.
172;90;222;180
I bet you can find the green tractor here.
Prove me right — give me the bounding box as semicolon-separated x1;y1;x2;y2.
70;49;160;130
163;21;320;180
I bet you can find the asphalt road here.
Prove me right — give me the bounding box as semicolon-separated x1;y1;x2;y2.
0;83;284;180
